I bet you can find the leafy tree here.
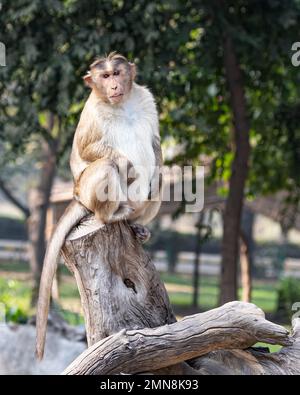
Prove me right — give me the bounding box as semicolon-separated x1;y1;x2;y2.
0;0;194;303
160;0;300;302
1;0;300;306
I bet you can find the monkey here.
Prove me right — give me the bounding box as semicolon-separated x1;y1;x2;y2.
36;52;163;360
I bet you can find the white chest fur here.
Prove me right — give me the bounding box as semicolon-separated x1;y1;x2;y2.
97;85;158;186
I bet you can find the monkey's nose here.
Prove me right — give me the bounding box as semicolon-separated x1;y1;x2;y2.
112;86;118;90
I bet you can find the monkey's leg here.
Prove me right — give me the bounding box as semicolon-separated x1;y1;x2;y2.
110;203;135;222
79;158;136;224
128;200;162;243
77;159;121;223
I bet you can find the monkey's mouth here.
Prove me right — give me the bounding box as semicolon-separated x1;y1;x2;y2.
110;93;124;99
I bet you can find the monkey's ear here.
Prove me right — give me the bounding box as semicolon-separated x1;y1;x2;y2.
129;63;137;80
83;72;93;88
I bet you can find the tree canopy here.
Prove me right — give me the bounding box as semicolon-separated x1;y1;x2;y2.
1;0;299;200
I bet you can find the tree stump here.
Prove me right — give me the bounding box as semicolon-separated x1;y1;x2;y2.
60;217;300;375
62;218;176;346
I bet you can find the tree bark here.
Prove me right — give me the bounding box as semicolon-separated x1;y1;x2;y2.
28;132;58;306
220;25;251;304
191;316;300;375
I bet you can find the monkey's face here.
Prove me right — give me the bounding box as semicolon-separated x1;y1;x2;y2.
100;63;132;105
84;59;136;106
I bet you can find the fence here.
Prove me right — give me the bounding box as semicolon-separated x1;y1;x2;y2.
0;240;299;278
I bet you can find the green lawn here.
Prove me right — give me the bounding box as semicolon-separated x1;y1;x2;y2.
0;278;31;323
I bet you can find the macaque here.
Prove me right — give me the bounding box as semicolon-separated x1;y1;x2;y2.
36;52;163;360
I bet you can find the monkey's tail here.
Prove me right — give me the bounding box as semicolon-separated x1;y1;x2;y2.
35;200;89;360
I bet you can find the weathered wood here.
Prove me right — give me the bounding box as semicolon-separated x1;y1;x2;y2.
61;217;300;375
192;318;300;375
63;301;295;375
62;218;176;347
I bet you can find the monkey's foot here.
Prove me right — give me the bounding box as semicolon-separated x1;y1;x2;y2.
130;223;151;244
112;204;135;222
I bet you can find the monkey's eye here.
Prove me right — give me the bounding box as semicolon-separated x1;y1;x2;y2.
113;70;120;76
102;74;110;79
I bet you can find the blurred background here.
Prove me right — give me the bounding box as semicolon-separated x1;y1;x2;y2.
0;0;300;373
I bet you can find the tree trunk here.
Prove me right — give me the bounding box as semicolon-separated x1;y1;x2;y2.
192;212;205;308
166;232;178;274
0;178;30;218
60;217;300;375
241;208;255;256
28;134;58;306
61;217;196;374
220;26;251;304
240;230;252;303
62;219;176;346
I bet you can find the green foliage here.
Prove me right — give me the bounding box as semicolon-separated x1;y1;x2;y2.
56;307;84;326
276;277;300;321
0;275;85;325
0;278;29;323
1;0;300;208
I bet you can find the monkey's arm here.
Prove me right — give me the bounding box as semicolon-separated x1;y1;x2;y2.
153;134;163;167
134;142;162;224
74;114;126;164
136;135;163;225
79;139;124;163
148;134;163;199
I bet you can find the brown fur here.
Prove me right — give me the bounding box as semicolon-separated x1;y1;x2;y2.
36;52;162;360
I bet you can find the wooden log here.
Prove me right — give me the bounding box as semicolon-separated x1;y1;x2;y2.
61;218;176;348
192;318;300;375
60;217;300;375
63;301;295;375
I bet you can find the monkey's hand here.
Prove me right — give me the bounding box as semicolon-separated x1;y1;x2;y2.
130;223;151;244
110;203;135;223
148;171;162;200
116;156;136;186
80;140;127;164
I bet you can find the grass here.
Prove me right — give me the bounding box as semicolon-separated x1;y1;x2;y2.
161;273;278;313
254;342;282;353
0;277;31;323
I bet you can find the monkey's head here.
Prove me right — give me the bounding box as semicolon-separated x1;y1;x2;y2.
84;52;136;105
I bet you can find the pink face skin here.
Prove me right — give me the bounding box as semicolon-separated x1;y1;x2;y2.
85;62;135;105
101;65;129;104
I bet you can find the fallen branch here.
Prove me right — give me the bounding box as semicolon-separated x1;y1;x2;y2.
63;301;294;375
193;318;300;375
